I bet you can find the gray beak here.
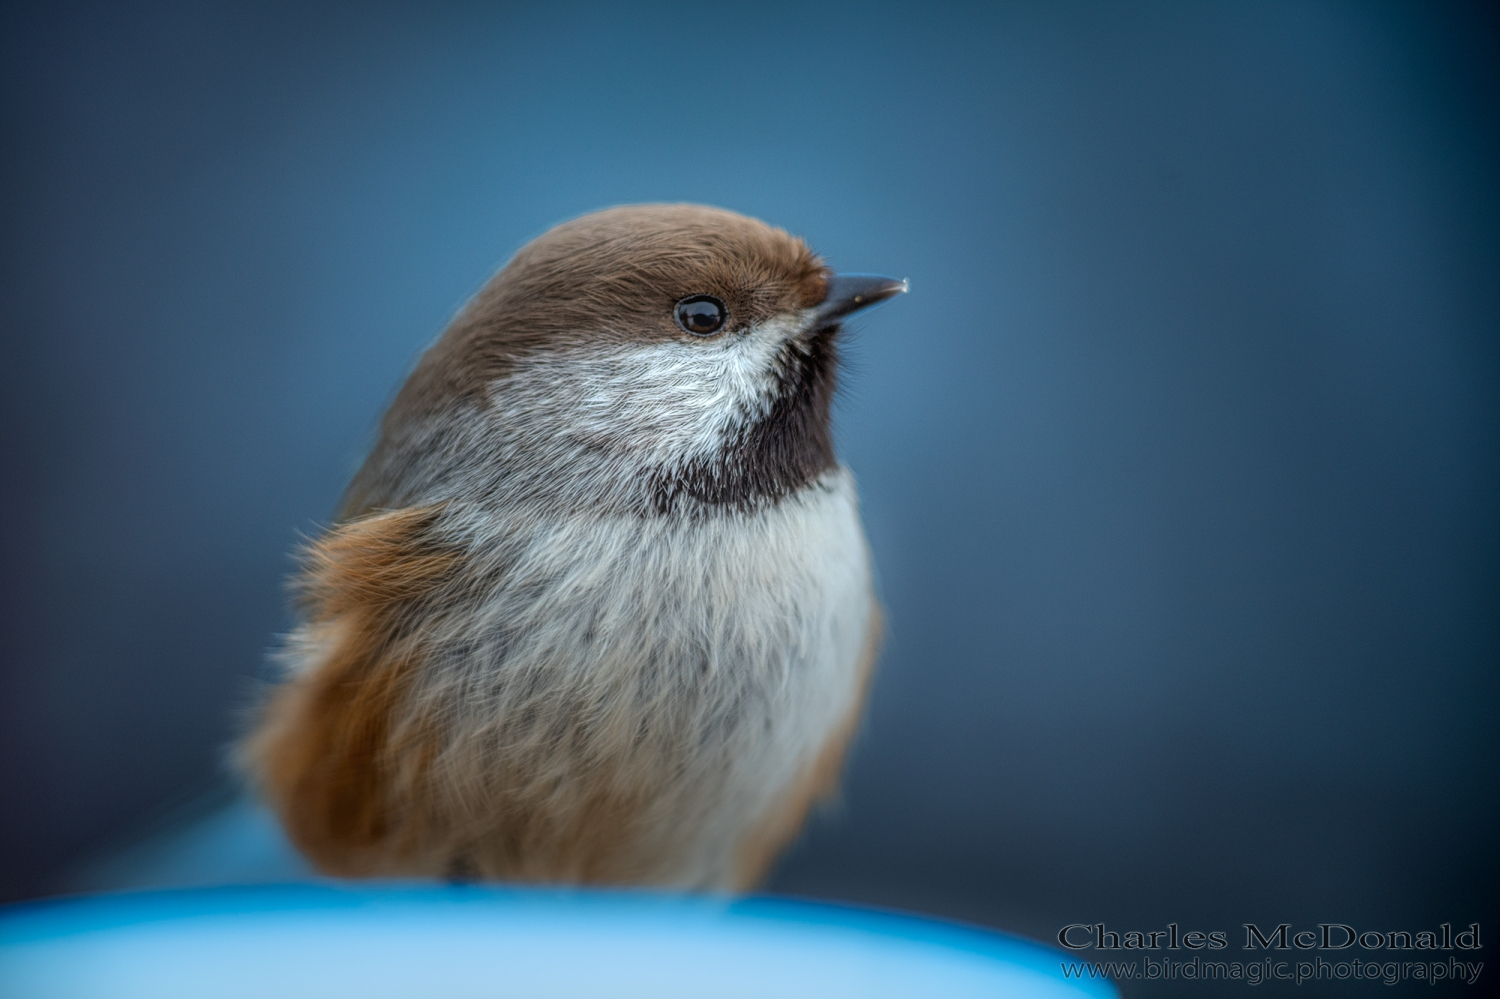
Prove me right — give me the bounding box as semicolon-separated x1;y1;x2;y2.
813;273;908;324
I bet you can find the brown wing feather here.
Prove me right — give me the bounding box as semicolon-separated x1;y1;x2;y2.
239;506;458;875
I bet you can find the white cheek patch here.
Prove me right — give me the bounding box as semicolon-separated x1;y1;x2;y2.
491;315;807;469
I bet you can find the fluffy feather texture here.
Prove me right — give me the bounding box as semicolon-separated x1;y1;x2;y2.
241;204;883;889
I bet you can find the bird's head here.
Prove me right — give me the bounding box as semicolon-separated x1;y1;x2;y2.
348;204;904;516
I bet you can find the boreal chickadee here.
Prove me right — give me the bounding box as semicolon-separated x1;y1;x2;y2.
242;204;905;888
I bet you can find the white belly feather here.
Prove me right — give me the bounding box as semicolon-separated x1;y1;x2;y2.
278;467;876;888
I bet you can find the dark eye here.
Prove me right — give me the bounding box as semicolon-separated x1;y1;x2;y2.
674;295;727;336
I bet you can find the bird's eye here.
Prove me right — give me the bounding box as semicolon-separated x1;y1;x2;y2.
674;295;727;336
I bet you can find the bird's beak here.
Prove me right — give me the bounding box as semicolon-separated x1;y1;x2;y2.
813;273;908;324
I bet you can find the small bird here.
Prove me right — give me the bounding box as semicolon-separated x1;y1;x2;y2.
241;204;905;890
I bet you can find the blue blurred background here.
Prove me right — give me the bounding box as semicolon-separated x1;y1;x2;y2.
1;1;1495;994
